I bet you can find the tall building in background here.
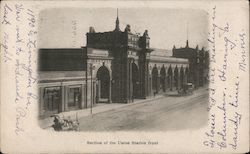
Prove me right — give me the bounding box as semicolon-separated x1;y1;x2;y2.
172;40;209;88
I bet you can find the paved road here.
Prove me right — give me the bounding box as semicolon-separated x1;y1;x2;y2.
78;88;209;131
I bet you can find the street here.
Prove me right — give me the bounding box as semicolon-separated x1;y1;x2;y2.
79;88;209;131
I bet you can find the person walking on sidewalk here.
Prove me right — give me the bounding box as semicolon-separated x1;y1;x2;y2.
153;90;156;97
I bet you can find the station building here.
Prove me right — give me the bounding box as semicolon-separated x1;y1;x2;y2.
38;14;208;118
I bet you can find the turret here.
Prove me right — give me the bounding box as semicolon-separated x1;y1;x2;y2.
124;24;131;33
185;40;189;48
196;45;199;50
173;45;176;50
139;30;150;49
89;27;95;33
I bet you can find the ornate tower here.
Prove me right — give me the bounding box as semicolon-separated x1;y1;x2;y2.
114;9;121;31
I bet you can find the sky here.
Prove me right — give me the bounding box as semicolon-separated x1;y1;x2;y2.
38;8;208;50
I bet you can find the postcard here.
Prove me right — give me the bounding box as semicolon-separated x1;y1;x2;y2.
0;0;249;153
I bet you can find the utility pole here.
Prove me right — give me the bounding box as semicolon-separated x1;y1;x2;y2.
187;21;189;40
90;63;93;115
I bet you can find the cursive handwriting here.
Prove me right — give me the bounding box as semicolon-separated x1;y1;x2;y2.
228;112;242;149
1;4;13;25
203;5;245;151
216;22;229;38
15;107;27;135
26;92;38;109
238;32;247;72
224;36;236;50
26;9;37;88
229;79;239;108
205;113;216;138
216;91;227;149
8;4;38;135
208;87;216;111
19;62;37;88
217;36;236;82
15;60;24;103
207;6;217;63
1;32;13;62
27;9;35;28
16;25;24;44
203;114;216;148
15;4;24;22
208;68;216;84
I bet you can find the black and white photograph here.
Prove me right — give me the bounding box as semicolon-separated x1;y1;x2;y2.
1;1;249;153
38;8;210;131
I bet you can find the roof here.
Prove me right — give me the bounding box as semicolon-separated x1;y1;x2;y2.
38;71;86;82
150;48;173;57
39;48;86;71
148;56;189;64
149;48;188;64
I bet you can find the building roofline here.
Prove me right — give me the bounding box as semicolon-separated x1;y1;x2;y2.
39;48;85;50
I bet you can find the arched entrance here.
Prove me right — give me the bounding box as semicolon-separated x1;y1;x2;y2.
160;66;166;92
174;66;179;90
96;66;110;102
167;66;173;91
152;66;158;94
132;63;140;99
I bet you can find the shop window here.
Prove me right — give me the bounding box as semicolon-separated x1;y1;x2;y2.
43;87;61;113
68;87;81;108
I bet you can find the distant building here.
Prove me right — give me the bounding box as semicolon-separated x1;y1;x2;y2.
172;40;209;88
38;13;208;118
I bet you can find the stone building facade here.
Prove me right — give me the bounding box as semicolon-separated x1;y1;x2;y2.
38;15;206;118
172;40;209;88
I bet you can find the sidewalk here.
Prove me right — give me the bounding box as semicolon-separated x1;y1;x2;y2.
39;88;204;129
39;94;165;129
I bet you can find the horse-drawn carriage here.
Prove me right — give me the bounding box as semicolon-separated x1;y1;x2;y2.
51;114;79;131
178;83;194;96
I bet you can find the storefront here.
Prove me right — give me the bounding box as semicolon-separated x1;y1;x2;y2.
38;71;90;118
42;86;61;116
67;85;82;110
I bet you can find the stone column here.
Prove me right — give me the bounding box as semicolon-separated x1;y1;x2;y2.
127;59;131;103
130;60;133;102
169;74;174;91
164;76;167;92
93;81;96;105
85;82;88;108
177;68;181;90
145;61;149;97
39;87;44;116
108;79;112;103
141;60;148;98
157;73;161;93
129;59;132;102
184;71;188;85
59;85;64;112
98;80;101;102
81;84;85;109
150;75;153;96
64;86;68;111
